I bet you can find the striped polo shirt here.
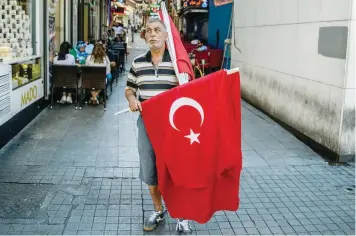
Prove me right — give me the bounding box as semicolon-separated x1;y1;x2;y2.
126;49;178;102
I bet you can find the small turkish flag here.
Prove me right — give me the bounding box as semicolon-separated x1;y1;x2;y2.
141;69;242;223
158;1;195;84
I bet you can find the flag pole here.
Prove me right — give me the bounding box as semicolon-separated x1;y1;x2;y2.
159;1;190;85
114;108;130;115
114;0;190;116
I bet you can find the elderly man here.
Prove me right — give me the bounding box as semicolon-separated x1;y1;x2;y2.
125;18;193;234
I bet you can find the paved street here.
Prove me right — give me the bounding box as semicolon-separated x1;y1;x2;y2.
0;37;354;235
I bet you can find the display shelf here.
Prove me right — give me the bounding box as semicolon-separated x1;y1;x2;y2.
0;55;41;65
12;77;42;91
0;0;33;60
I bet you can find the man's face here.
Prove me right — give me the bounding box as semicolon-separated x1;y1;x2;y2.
145;22;167;50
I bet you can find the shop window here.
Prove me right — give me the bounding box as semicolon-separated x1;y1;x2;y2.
0;0;36;61
0;0;41;90
11;58;41;89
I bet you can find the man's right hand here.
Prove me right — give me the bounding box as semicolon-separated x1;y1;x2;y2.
129;98;142;112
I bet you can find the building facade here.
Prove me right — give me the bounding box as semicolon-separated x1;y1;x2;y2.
0;0;110;148
231;0;355;162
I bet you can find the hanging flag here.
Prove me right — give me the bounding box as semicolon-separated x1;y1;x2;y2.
141;69;242;223
158;1;195;85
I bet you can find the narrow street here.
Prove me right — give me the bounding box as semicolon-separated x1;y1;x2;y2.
0;37;354;235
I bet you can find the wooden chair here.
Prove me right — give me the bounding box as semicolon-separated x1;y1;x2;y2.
80;65;107;110
51;64;80;109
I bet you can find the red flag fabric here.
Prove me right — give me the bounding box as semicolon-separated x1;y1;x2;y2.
140;69;242;223
158;4;195;83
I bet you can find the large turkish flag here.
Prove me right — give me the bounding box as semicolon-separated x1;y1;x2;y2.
141;69;242;223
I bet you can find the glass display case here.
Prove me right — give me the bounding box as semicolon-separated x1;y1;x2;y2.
10;58;41;90
0;0;43;129
0;0;35;62
0;0;41;89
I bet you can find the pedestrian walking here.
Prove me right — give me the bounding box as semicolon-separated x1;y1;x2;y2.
131;25;135;43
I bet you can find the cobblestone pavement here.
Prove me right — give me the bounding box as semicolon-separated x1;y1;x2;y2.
0;37;354;235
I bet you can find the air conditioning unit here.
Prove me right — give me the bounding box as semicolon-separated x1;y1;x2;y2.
0;64;11;126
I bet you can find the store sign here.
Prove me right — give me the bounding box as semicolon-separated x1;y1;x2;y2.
149;4;160;16
214;0;232;6
11;79;44;116
21;85;38;107
182;0;208;8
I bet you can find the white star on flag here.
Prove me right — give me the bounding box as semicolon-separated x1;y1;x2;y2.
184;129;200;145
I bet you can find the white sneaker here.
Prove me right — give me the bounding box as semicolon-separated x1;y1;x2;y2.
60;95;67;104
66;96;73;104
176;219;192;235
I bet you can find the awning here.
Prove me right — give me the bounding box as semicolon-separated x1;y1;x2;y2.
179;7;208;16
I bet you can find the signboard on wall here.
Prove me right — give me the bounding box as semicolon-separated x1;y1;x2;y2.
182;0;208;8
213;0;232;7
11;79;44;118
149;4;160;17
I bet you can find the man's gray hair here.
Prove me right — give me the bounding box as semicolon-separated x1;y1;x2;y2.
146;17;167;32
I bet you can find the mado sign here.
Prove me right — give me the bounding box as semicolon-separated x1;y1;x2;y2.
11;79;44;116
21;85;38;106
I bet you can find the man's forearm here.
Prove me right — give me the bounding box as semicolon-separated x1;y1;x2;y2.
125;89;136;101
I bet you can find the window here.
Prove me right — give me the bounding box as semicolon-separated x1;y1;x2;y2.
0;0;41;90
0;0;36;61
11;58;41;90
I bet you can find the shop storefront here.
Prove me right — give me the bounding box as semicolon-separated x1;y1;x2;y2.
0;0;45;147
110;0;128;26
0;0;108;148
179;0;209;41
